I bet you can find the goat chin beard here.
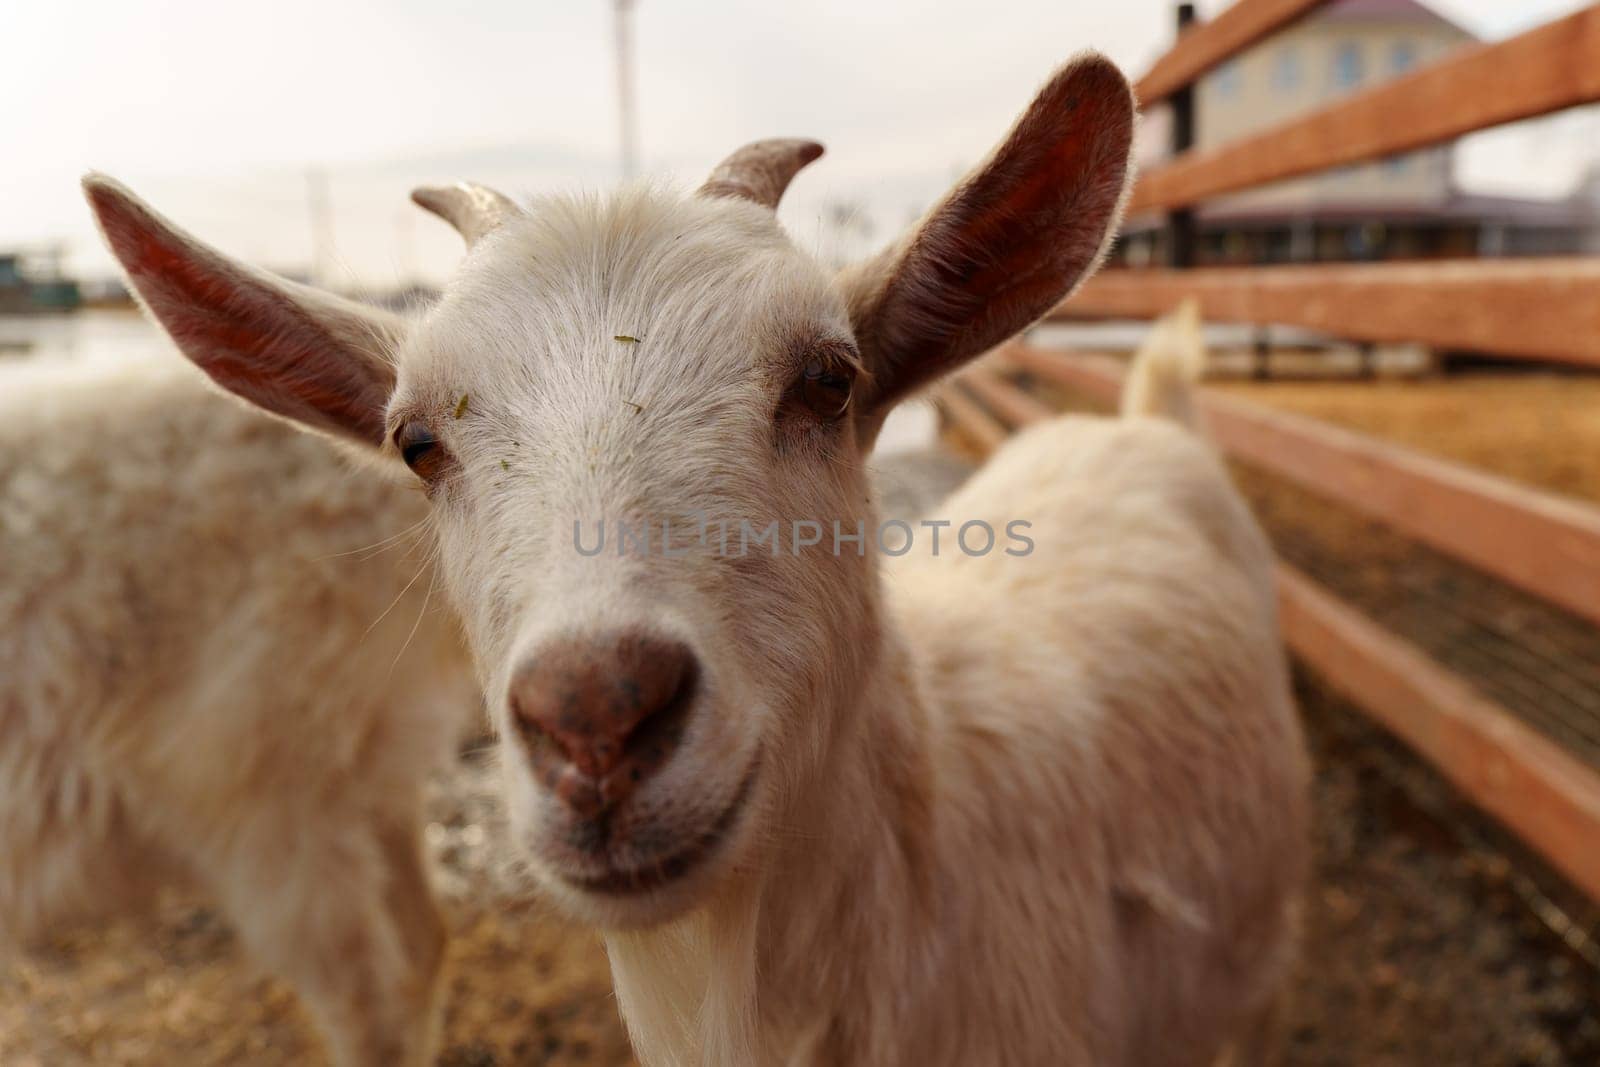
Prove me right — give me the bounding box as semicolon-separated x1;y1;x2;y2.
525;759;764;931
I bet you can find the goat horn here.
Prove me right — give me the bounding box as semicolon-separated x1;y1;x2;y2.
698;139;824;210
410;182;522;247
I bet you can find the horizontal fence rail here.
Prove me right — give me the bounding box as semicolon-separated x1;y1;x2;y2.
960;365;1056;426
1002;344;1600;628
1130;3;1600;214
1052;261;1600;368
1278;567;1600;905
1136;0;1331;106
939;360;1600;902
934;382;1010;453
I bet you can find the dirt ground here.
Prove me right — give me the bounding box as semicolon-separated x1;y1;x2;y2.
1286;676;1600;1066
0;745;636;1067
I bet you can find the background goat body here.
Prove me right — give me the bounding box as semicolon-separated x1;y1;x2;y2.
0;353;471;1066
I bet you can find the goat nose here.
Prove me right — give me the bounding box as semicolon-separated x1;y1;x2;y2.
508;632;698;815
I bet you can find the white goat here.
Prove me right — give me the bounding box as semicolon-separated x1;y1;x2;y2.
0;336;471;1062
86;52;1309;1065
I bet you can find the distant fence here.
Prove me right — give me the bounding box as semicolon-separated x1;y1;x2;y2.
1064;1;1600;367
940;0;1600;903
1057;261;1600;368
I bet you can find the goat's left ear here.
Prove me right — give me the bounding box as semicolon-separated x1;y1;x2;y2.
83;174;405;449
840;53;1134;416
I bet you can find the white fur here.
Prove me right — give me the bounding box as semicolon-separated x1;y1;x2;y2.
79;51;1307;1067
0;352;473;1066
1122;297;1207;429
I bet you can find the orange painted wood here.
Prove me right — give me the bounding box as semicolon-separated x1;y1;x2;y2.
1054;261;1600;369
1205;393;1600;628
1005;344;1600;627
1007;348;1124;407
1130;4;1600;212
1135;0;1332;107
960;365;1056;427
1279;566;1600;903
935;384;1010;452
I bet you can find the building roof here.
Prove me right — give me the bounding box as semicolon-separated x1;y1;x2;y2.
1317;0;1476;39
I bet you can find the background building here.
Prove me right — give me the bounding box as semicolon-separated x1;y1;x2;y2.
0;247;81;314
1121;0;1598;265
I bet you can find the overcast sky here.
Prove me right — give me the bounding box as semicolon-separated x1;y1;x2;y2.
3;0;1593;287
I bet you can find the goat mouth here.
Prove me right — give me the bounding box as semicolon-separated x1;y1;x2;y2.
563;764;757;897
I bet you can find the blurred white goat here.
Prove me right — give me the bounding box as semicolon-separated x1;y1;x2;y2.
0;330;472;1064
85;50;1308;1066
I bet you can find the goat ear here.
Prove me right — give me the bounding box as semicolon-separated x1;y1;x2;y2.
840;54;1134;413
83;174;403;448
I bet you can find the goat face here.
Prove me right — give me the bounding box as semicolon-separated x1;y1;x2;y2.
390;188;877;924
86;52;1135;928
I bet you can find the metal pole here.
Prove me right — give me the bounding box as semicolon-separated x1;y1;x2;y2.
306;168;334;289
614;0;640;180
396;207;417;286
1168;3;1198;269
1254;328;1272;381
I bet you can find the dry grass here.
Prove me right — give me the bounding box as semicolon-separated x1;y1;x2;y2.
0;901;630;1067
1214;372;1600;504
0;753;634;1067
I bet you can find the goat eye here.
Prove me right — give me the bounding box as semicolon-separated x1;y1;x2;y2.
395;421;443;478
799;359;854;420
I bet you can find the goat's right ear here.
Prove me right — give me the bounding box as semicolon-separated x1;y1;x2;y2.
839;54;1134;419
83;174;403;449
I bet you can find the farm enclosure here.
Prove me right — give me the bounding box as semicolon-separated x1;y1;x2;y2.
5;0;1600;1061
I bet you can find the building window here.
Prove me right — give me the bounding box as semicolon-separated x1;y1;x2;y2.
1272;47;1302;90
1391;40;1418;74
1215;59;1243;97
1331;42;1365;90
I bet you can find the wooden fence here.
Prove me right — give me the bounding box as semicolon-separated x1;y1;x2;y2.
940;0;1600;902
